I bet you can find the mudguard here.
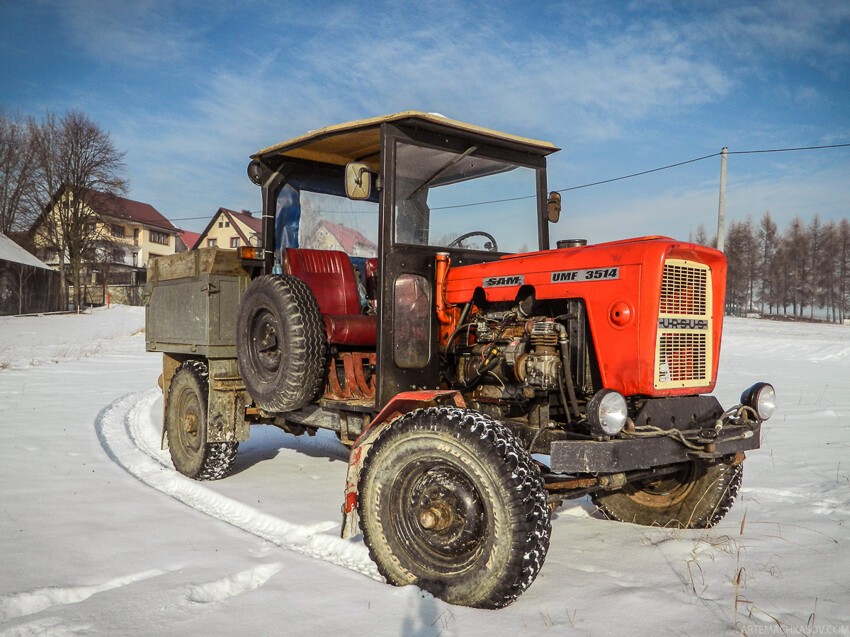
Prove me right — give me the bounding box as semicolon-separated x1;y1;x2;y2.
340;390;466;538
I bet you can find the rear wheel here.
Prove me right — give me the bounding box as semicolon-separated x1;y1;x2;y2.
591;460;743;528
236;275;326;412
165;360;238;480
358;407;550;609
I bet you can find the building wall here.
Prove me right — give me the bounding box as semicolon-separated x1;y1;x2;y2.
103;219;177;267
202;213;260;249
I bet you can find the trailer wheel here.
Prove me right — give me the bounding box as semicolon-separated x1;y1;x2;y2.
165;360;238;480
358;407;551;609
236;275;326;413
591;460;743;528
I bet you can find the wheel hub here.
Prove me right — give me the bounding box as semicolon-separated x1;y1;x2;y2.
183;411;198;436
418;501;454;531
405;465;484;558
252;310;281;373
626;464;696;507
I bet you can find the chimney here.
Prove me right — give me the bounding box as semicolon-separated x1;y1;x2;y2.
241;209;253;217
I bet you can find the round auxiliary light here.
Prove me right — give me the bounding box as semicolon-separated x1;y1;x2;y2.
740;382;776;421
587;389;628;437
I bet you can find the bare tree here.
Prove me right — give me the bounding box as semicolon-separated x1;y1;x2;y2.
755;212;778;314
693;224;709;246
782;217;810;318
0;112;35;235
807;215;824;319
724;219;758;315
838;219;850;323
28;111;127;309
817;221;840;322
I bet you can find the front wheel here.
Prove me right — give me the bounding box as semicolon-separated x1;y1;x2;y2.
591;460;743;528
358;407;551;609
165;360;238;480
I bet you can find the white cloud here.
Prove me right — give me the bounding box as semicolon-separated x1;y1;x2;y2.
42;0;203;67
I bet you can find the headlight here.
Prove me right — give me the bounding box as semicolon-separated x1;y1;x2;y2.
740;382;776;421
587;389;628;437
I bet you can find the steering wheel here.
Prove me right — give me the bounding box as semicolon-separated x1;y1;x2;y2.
447;231;499;252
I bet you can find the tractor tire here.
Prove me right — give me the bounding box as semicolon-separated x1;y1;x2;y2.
591;460;743;528
236;274;326;413
358;407;551;609
165;360;238;480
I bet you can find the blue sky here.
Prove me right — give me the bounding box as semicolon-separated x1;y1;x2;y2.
1;0;848;243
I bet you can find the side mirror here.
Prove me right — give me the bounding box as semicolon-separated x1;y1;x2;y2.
547;191;561;223
345;162;372;200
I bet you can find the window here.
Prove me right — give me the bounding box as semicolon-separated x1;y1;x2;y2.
207;238;217;247
393;274;432;368
230;237;240;248
275;186;378;257
110;224;124;237
218;221;224;228
225;221;230;228
393;140;540;253
150;230;170;245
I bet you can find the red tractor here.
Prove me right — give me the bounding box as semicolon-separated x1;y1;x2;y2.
146;112;775;608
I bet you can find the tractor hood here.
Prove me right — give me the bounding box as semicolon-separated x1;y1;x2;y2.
445;236;728;397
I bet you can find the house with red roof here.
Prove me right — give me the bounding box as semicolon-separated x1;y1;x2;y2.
31;187;179;304
196;208;262;250
177;230;201;252
306;219;377;257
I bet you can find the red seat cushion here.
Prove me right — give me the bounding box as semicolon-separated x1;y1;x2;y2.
285;248;376;347
323;315;377;347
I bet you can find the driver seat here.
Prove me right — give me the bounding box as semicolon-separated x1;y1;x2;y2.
284;248;377;347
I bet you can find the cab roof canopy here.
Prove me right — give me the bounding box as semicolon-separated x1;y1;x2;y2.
252;111;558;168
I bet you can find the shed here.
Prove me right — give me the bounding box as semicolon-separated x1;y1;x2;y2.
0;232;62;315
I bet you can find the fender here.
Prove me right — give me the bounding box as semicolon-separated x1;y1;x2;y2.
340;389;466;538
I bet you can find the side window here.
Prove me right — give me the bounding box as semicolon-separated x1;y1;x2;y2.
393;274;432;369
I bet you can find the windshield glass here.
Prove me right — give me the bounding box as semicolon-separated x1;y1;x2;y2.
394;141;540;253
275;185;378;257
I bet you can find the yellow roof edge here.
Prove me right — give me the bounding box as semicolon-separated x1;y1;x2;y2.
252;111;558;159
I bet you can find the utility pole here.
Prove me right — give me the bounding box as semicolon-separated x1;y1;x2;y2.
716;147;728;252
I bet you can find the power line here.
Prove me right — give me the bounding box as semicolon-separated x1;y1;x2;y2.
167;215;214;222
166;142;850;220
559;143;850;193
557;152;721;193
729;143;850;155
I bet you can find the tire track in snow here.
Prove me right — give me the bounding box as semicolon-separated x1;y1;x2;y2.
186;563;284;604
0;569;164;622
95;389;381;582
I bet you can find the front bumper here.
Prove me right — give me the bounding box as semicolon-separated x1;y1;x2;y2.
550;395;762;474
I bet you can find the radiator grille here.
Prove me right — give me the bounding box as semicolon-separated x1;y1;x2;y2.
655;259;712;389
660;263;708;315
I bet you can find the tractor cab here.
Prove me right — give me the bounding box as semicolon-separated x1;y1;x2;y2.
246;111;559;410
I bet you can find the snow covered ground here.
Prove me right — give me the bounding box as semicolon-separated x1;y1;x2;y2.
1;307;848;636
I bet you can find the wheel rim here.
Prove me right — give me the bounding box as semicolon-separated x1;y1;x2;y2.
175;384;203;455
249;307;282;379
624;463;698;508
392;459;487;572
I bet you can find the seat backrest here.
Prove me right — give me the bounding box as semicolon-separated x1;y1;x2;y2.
284;248;361;316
